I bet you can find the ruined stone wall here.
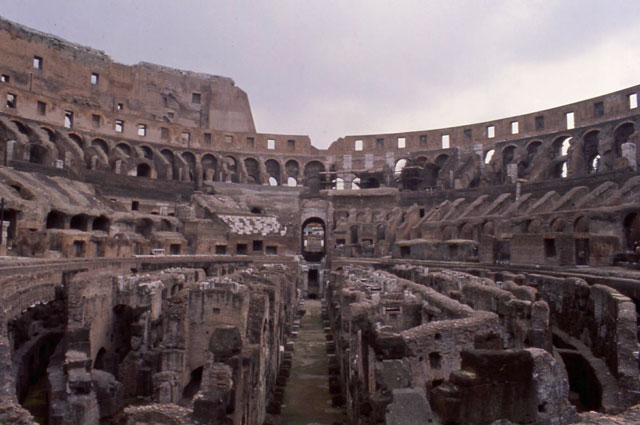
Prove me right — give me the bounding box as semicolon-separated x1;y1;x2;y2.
326;265;584;425
523;273;640;402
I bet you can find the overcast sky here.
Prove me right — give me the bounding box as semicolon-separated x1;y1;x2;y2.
2;1;640;148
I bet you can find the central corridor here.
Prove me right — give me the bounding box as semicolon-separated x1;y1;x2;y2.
279;299;345;425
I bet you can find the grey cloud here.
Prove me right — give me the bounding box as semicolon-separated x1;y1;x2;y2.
2;0;640;147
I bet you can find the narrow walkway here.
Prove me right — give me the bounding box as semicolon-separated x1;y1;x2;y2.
279;300;345;425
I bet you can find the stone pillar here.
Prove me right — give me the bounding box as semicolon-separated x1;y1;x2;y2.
343;173;353;190
114;160;122;174
506;163;518;184
622;142;637;170
364;154;373;170
0;221;9;256
65;151;73;168
6;140;15;163
473;144;484;170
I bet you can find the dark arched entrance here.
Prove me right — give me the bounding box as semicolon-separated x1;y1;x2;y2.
301;218;326;262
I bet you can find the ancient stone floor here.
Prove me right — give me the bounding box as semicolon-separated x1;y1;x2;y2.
279;299;346;425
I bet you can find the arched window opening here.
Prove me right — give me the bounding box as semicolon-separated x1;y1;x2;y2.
137;163;151;177
29;145;47;164
41;127;56;142
68;133;84;149
527;141;542;161
91;138;109;156
92;216;110;232
115;143;131;156
222;156;238;183
265;159;281;185
285;159;300;177
552;136;572;158
302;218;326;262
182;152;196;182
614;123;635;156
202;154;218;182
484;149;494;164
140;146;153;160
46;210;66;229
69;214;89;231
335;177;344;190
244;158;260;184
269;176;278;186
287;177;297;187
394;159;407;176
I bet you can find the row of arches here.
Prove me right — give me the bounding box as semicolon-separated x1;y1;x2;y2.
482;121;637;183
1;118;330;187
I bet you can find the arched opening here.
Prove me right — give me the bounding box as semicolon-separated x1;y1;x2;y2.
526;141;542;162
137;163;151;177
115;143;132;156
92;215;110;232
304;161;326;190
181;152;196;182
551;161;568;179
287;177;297;187
244;157;260;184
484;149;495;164
11;120;31;136
91;138;109;156
200;154;217;182
285;159;300;178
9;300;64;424
29;145;47;164
182;366;204;402
352;177;361;189
557;350;602;412
553;136;572;158
69;214;89;231
41;127;56;142
222;156;239;183
112;305;136;366
574;216;589;233
583;131;599;173
94;347;107;371
46;210;66;229
623;212;640;250
161;149;176;180
394;158;407;176
265;159;281;186
614;123;635;156
140;145;153;160
68;133;84;149
334;177;345;190
302;218;326;262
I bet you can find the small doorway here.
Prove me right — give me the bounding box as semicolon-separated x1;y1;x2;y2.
308;269;319;299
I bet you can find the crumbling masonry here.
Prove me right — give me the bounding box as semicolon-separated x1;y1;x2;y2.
0;15;640;425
